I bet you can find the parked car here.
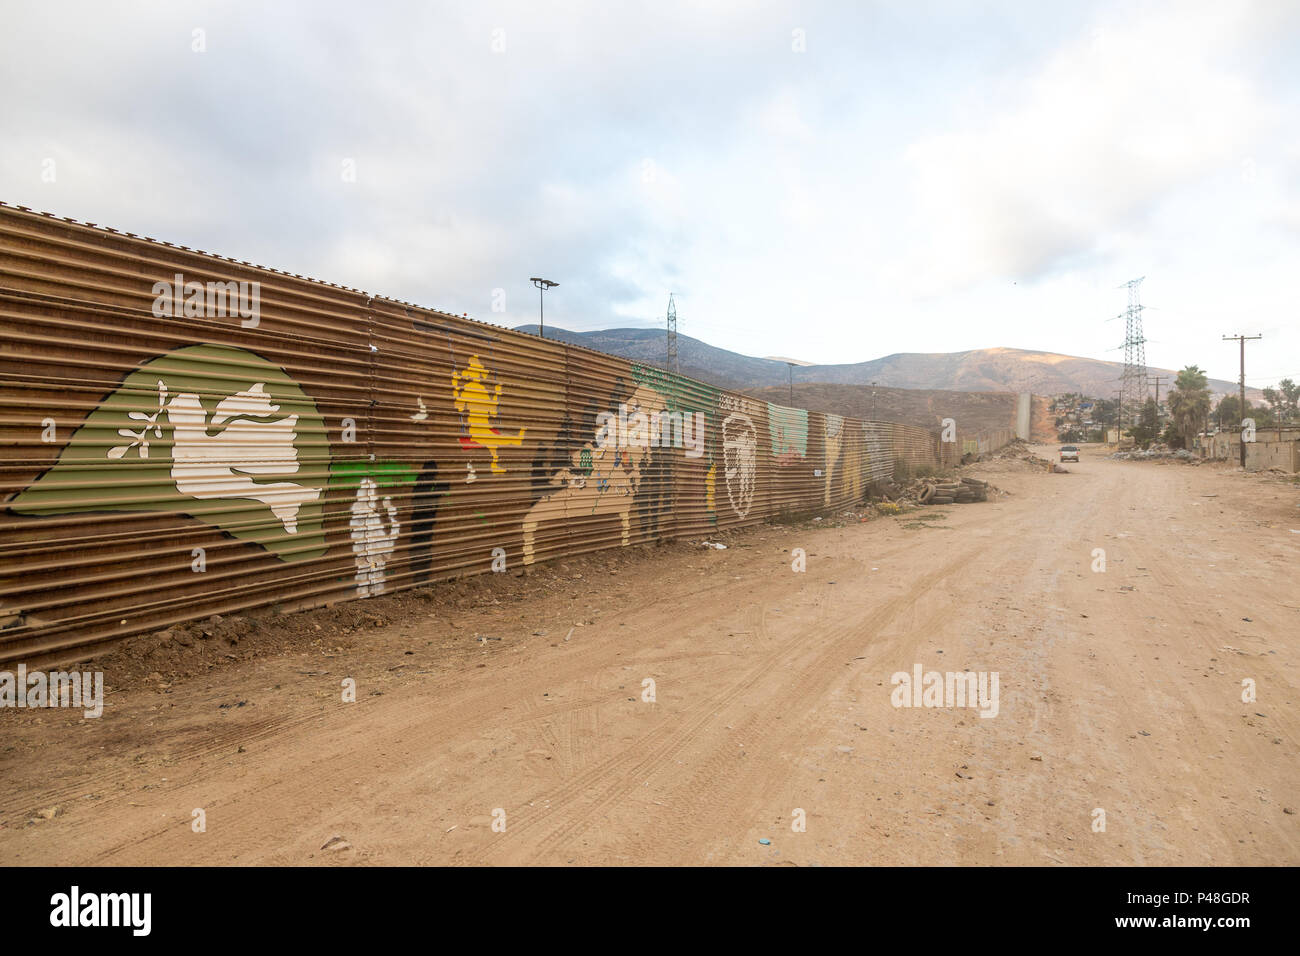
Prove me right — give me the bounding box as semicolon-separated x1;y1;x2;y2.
1059;445;1079;462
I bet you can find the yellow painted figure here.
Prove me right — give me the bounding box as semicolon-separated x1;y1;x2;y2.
452;355;526;474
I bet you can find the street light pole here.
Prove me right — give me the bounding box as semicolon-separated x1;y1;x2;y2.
871;381;877;420
529;277;558;339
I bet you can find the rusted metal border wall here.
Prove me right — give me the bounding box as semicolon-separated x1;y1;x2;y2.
956;427;1016;463
1;204;1001;666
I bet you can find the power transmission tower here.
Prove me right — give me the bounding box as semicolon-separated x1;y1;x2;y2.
1222;333;1262;467
1118;277;1148;435
665;293;678;379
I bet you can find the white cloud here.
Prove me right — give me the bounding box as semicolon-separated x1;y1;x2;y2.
1;0;1296;383
902;3;1268;291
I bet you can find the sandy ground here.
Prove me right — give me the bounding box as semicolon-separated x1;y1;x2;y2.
2;446;1297;866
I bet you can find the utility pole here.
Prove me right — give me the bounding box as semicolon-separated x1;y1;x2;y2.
871;381;878;421
529;277;558;339
1150;374;1167;426
786;362;795;405
1222;333;1262;467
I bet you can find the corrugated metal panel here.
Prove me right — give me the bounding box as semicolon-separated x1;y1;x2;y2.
0;203;1014;665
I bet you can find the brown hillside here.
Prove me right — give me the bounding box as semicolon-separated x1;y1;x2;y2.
1029;395;1057;442
745;383;1019;436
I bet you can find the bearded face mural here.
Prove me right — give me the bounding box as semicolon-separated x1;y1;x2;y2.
722;412;756;518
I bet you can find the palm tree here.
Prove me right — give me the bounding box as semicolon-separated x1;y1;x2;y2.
1166;366;1210;449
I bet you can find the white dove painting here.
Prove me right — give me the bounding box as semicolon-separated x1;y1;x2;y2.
159;382;322;534
13;344;332;562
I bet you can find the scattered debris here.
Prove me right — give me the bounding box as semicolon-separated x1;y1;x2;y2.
1111;446;1199;462
980;439;1054;470
895;475;996;506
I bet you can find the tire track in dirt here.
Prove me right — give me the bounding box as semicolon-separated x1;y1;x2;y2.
472;546;984;864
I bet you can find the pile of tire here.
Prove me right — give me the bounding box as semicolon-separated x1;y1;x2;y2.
917;476;989;505
954;477;989;503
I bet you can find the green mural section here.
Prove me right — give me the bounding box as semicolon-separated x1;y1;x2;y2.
766;403;809;462
330;459;418;493
10;344;331;561
631;363;719;417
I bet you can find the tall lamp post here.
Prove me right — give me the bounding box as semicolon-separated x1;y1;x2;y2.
529;277;558;338
871;381;878;421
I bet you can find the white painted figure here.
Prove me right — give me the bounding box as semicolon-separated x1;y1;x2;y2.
349;477;399;596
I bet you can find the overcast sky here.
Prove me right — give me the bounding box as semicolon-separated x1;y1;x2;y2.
3;0;1296;388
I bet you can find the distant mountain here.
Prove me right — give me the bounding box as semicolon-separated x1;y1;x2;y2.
747;383;1022;436
514;325;1257;400
513;325;777;391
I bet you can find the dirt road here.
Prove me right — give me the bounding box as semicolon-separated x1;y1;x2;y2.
3;448;1297;865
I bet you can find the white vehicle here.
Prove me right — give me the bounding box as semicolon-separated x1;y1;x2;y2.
1059;445;1079;462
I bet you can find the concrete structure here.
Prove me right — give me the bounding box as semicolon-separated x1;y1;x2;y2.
1015;392;1032;441
1205;427;1300;471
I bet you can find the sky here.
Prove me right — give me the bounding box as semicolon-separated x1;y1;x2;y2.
2;0;1297;389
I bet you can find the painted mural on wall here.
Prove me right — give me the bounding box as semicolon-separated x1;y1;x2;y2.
862;422;893;484
629;364;722;530
9;344;330;561
767;403;809;465
332;460;416;597
823;414;844;504
719;395;759;518
408;460;450;585
841;422;863;501
349;478;399;596
453;354;526;476
522;380;664;564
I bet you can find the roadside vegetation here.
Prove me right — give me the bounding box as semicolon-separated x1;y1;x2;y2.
1052;372;1296;451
